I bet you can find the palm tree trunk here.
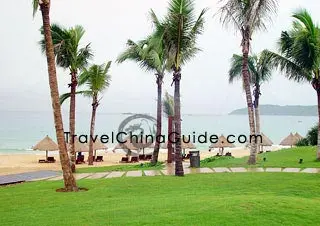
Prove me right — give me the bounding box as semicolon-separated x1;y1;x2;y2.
152;74;163;165
69;71;77;172
255;106;261;153
39;1;77;191
254;85;261;153
167;116;174;163
173;68;184;176
242;29;257;165
317;89;320;160
88;95;98;165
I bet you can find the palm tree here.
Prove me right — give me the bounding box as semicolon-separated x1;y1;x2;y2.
117;10;167;165
160;0;207;176
60;62;112;165
32;0;77;191
228;54;273;152
262;9;320;159
218;0;278;164
40;24;93;171
163;91;174;163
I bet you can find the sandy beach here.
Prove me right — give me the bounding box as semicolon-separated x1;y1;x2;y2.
0;146;283;176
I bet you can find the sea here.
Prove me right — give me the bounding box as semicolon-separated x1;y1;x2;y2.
0;110;317;154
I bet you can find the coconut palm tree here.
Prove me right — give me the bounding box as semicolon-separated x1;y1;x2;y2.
163;91;174;163
40;24;93;171
218;0;278;164
159;0;207;176
228;54;273;152
116;10;167;165
60;62;112;165
262;9;320;159
32;0;77;191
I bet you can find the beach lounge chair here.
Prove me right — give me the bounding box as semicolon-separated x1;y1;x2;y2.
145;155;152;160
38;159;47;163
120;157;129;163
47;157;56;163
139;154;146;160
76;155;85;164
95;156;103;162
130;156;139;163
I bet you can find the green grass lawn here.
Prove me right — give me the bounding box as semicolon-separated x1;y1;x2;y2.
76;162;164;173
1;173;320;226
201;146;320;168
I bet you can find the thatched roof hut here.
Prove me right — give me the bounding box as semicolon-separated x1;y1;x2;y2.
32;135;58;159
260;133;273;147
68;138;89;152
93;140;108;151
209;135;236;149
280;133;299;146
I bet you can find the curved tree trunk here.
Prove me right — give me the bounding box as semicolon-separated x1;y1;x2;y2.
173;68;184;176
317;90;320;160
152;74;163;165
88;95;98;165
40;2;77;191
69;71;77;172
242;29;257;165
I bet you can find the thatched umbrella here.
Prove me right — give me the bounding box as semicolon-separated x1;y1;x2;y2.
294;132;303;141
92;140;108;158
280;133;299;147
67;138;89;153
209;135;236;155
112;136;139;156
260;133;273;152
32;135;58;159
161;136;196;155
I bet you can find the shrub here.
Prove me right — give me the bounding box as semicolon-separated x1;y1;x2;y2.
296;138;309;146
306;125;317;146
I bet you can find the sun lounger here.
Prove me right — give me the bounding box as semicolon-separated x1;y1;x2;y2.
47;157;56;163
95;156;103;162
120;157;129;163
130;156;139;163
145;155;152;160
76;155;85;164
139;155;146;160
38;159;47;163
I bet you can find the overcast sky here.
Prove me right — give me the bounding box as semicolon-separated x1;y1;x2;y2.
0;0;319;115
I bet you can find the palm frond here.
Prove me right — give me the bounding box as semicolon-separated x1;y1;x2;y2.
78;63;112;96
163;91;174;118
32;0;39;17
59;92;71;105
261;49;311;82
218;0;278;34
163;0;207;68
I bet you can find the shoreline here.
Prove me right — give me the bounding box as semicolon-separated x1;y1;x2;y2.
0;146;283;176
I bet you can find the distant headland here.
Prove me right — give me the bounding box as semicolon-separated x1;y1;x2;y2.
229;105;317;116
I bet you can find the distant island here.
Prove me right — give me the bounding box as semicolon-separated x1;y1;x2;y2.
229;105;317;116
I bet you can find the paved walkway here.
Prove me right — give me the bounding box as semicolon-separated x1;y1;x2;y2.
2;168;319;184
44;167;320;181
0;171;60;185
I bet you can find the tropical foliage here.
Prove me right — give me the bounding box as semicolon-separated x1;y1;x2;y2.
218;0;278;164
60;62;112;165
40;23;93;171
262;9;320;159
32;0;78;191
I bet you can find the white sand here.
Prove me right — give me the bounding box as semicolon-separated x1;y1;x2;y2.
0;146;283;176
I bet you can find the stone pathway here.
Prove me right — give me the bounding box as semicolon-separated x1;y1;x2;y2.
3;168;320;184
0;171;60;185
